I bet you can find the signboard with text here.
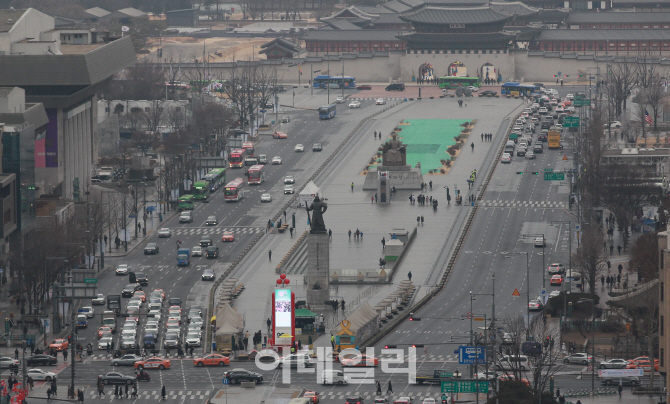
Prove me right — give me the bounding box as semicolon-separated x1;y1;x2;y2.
544;173;565;181
563;117;580;128
441;381;489;393
599;369;644;377
458;346;486;365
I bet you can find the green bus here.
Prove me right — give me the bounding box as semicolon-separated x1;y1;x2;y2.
203;168;226;192
178;195;194;211
438;76;480;89
192;181;210;201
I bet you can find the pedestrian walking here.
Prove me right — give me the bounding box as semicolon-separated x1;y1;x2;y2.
98;382;105;397
348;229;352;239
617;245;622;255
47;387;52;402
51;380;57;397
618;384;623;397
471;142;474;151
28;376;34;390
162;385;167;400
331;335;335;349
375;193;378;203
269;250;272;261
379;258;384;269
381;237;386;249
481;133;484;141
125;384;130;398
267;318;272;334
351;182;354;192
114;385;119;397
610;244;614;255
618;264;623;275
617;274;621;285
374;131;377;139
607;260;611;271
63;348;68;361
371;196;374;204
329;229;333;239
421;215;424;224
601;275;605;286
429;180;432;190
376;381;382;395
387;381;393;394
408;271;412;281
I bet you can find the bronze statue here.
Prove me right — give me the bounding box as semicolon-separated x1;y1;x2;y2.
382;134;407;166
306;196;328;233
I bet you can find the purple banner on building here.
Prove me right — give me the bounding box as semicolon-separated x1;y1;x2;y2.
35;109;58;168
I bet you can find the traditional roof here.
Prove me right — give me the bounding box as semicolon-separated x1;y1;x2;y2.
322;19;363;30
116;8;147;18
0;9;28;32
356;5;397;13
330;6;376;20
259;37;301;55
565;11;670;24
84;7;110;18
399;6;511;25
382;1;413;12
490;1;538;17
398;31;514;43
374;13;405;24
534;29;670;41
301;29;403;41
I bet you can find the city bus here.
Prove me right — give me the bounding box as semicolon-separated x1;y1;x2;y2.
178;195;194;211
247;165;265;185
438;76;480;89
242;141;255;156
229;148;247;168
500;82;536;97
224;178;245;202
319;104;336;120
312;75;356;89
203;168;226;192
192;181;210;201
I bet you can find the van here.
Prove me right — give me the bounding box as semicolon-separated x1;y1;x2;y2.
143;333;156;349
504;141;515;154
496;355;531;370
258;154;268;165
385;83;405;91
321;369;348;385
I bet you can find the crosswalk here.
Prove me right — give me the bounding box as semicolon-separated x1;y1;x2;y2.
377;353;459;362
83;353;204;361
348;97;407;101
87;389;210;400
171;227;262;236
478;200;565;208
320;391;451;401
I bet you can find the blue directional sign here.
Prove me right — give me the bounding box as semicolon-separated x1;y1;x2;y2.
223;378;229;385
458;346;486;365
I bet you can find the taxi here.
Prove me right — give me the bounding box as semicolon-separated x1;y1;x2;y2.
304;391;320;403
193;353;231;367
49;339;69;351
221;231;235;242
499;375;530;386
134;291;146;302
98;326;112;338
550;275;563;286
340;355;379;367
134;357;171;370
272;131;288;139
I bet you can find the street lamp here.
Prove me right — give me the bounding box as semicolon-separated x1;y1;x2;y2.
522;233;546;289
578;298;596;394
505;252;530;338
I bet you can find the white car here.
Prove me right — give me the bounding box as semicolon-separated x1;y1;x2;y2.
538;107;548;114
190;317;204;329
555;106;564;113
80;306;94;318
534;237;545;247
501;153;511;164
294;144;304;152
336;96;345;104
475;371;498;380
349;100;361;108
549;290;561;299
375;98;386;105
422;398;437;404
27;368;57;381
467;86;479;92
145;324;159;335
528;300;543;311
565;94;574;100
115;264;129;275
548;263;565;275
284;176;295;184
525;150;535;160
605;121;622;128
92;293;105;305
99;336;113;350
272;156;282;165
261;193;272;203
157;228;172;238
191;246;203;257
284;185;295;194
185;332;202;347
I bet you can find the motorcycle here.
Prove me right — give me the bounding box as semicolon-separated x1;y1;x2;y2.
136;372;151;382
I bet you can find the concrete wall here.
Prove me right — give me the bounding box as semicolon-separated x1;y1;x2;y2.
400;52;516;83
0;87;25;113
7;8;55;55
97;114;119;157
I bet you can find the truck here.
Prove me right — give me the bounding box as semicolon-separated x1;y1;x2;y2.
102;310;117;333
547;130;561;149
413;369;461;385
107;295;121;314
177;248;191;267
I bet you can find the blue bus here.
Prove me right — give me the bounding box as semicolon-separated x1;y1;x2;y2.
313;75;356;89
500;82;536;97
318;104;336;120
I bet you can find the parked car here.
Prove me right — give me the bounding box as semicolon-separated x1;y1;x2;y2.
564;353;592;365
601;376;640;386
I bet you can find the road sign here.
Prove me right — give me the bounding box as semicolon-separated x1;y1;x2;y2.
563;117;580;127
588;365;593;371
544;168;553;172
458;346;486;365
589;76;596;80
544;173;565;181
466;312;473;320
574;99;591;107
222;378;229;385
436;370;454;378
599;369;643;377
84;278;98;284
562;155;568;161
129;215;138;218
512;289;521;297
558;71;562;75
441;381;489;394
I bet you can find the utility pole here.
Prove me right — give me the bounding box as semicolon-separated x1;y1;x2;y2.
123;188;128;252
341;60;345;98
70;273;76;399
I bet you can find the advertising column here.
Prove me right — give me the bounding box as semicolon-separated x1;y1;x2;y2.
272;287;295;347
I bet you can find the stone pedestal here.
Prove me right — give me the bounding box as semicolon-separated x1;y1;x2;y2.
306;231;330;307
363;165;424;190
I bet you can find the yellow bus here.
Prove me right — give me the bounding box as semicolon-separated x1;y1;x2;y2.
548;130;561;149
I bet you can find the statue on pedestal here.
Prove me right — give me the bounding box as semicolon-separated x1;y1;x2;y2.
382;134;407;166
306;196;328;233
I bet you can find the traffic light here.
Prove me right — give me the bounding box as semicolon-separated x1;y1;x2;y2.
552;75;556;78
564;75;569;77
516;171;523;175
411;344;425;348
409;313;421;321
544;336;550;348
532;172;539;175
67;335;72;344
384;345;397;349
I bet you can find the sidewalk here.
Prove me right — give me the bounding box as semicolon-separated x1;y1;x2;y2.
227;95;524;351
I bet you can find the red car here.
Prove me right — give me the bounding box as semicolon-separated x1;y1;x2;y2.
193;354;231;367
499;375;530;386
303;391;319;403
273;131;288;139
550;275;563;286
134;357;171;370
49;339;68;351
221;231;235;242
356;85;372;90
340;355;379;367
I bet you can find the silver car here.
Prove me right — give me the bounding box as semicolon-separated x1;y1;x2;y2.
191;246;203;257
186;332;202;347
112;354;143;367
598;358;628;369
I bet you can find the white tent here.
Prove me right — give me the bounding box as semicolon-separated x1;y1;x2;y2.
298;181;321;207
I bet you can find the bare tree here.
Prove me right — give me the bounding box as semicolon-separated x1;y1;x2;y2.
143;100;165;140
166;103;187;133
605;59;638;118
628;232;658;283
572;225;607;294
